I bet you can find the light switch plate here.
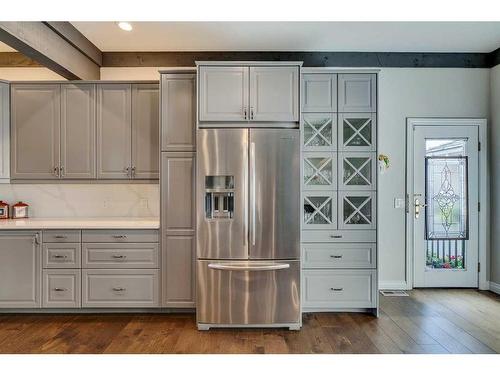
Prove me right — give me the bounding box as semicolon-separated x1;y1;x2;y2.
394;198;405;209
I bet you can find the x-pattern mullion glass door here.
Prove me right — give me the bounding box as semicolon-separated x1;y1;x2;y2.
302;114;337;152
339;152;376;191
302;191;337;230
303;152;337;191
338;191;376;230
339;113;376;151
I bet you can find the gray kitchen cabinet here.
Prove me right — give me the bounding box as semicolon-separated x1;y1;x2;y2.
42;269;81;308
161;152;195;235
302;74;337;113
338;191;376;230
163;236;195;307
0;231;41;308
0;82;9;182
301;114;337;152
97;84;132;179
338;152;376;191
161;152;196;307
198;66;248;122
161;74;196;151
302;152;337;191
338;113;376;151
302;191;337;230
61;84;96;179
338;74;376;113
132;83;159;179
10;84;60;179
249;66;299;122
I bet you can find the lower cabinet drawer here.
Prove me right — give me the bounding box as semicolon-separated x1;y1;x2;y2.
302;243;376;269
82;269;159;308
82;243;159;268
42;269;81;308
301;230;376;243
43;243;81;268
82;230;159;243
302;269;377;309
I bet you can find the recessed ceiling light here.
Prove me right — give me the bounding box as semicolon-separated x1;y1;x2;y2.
117;22;133;31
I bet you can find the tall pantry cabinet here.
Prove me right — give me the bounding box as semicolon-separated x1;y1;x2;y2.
160;70;197;308
300;70;378;314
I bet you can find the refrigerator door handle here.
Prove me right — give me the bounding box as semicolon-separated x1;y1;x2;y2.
250;141;256;246
208;262;290;271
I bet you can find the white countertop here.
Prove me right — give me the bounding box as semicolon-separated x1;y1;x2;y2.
0;217;160;230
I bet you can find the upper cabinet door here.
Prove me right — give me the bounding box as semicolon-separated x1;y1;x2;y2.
60;84;96;179
302;74;337;113
161;74;196;151
198;66;248;122
132;83;159;179
10;84;60;180
97;84;132;179
338;74;376;113
249;66;299;122
0;82;9;181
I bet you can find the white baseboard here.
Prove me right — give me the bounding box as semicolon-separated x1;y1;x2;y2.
490;282;500;295
379;281;409;290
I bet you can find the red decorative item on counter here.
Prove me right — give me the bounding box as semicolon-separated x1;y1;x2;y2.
0;201;9;219
12;201;29;219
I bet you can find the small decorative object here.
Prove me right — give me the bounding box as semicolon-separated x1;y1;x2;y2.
12;201;29;219
378;154;390;174
0;201;9;219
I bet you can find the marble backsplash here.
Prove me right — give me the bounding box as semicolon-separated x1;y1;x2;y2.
0;184;159;218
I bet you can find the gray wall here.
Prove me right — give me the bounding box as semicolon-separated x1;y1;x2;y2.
377;68;490;289
490;65;500;286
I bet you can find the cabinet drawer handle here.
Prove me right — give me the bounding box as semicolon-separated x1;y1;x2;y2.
52;254;68;259
53;288;67;292
54;235;68;239
112;287;126;292
330;255;343;259
330;235;343;239
112;255;127;259
250;107;254;120
112;235;127;239
330;288;344;292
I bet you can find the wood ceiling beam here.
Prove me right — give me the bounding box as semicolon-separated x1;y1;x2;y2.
0;52;42;67
0;22;100;80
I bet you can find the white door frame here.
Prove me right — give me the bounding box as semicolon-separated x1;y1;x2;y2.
406;118;489;290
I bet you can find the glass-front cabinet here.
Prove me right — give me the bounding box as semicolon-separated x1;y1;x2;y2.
302;191;337;230
338;113;376;151
338;191;376;230
339;152;376;191
302;152;337;191
301;114;337;151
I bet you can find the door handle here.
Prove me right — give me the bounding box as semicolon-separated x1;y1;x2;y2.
208;262;290;271
243;106;248;120
250;142;256;246
250;107;255;120
414;198;428;219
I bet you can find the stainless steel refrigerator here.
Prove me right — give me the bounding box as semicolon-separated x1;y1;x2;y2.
196;128;300;330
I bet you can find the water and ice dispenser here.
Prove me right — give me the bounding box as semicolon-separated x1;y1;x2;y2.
204;176;235;219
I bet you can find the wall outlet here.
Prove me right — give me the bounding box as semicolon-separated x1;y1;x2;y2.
394;198;405;209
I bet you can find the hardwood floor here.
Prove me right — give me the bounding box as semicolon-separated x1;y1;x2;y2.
0;289;498;354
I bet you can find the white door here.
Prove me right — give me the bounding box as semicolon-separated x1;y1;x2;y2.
412;124;479;287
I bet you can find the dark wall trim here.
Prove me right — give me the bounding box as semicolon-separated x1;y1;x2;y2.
102;51;496;68
0;52;42;67
490;47;500;68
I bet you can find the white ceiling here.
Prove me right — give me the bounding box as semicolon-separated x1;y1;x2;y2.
71;22;500;53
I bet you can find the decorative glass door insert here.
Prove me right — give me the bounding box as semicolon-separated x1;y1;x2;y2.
338;192;376;229
302;114;336;151
303;152;336;190
339;152;375;190
339;113;376;151
303;192;337;229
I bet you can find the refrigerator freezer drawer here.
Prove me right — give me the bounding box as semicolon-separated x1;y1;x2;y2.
197;260;300;325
